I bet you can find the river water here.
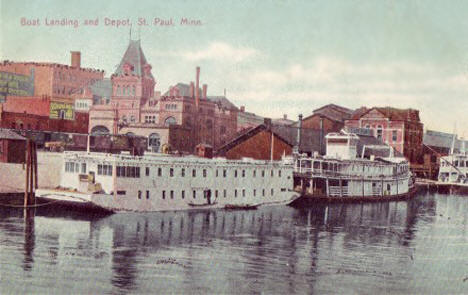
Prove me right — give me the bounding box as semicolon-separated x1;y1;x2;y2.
0;192;467;294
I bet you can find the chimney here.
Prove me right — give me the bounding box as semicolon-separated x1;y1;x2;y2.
195;66;200;108
190;82;195;98
264;118;272;130
296;114;303;152
70;51;81;68
240;106;245;112
202;84;207;99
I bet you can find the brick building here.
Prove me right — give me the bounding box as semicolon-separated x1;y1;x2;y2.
216;119;293;160
344;107;423;163
89;39;238;153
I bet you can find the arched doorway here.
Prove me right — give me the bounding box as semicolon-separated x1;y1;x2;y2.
148;133;161;152
90;125;110;135
164;116;177;127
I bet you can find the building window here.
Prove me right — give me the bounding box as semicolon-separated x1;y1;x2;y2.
146;190;150;199
278;170;281;177
392;130;398;142
181;168;185;177
170;190;174;199
253;170;256;177
235;170;238;178
215;190;218;198
81;163;86;174
262;189;265;196
193;190;196;199
164;116;177;126
158;168;162;177
242;189;245;197
148;133;161;152
170;168;174;177
162;190;166;199
216;170;219;177
192;169;196;177
146;167;150;176
203;169;207;177
223;190;226;198
242;170;245;177
138;190;142;199
271;170;273;177
377;125;383;140
262;170;265;177
182;191;185;199
223;169;227;177
271;188;274;196
235;189;237;197
117;190;126;195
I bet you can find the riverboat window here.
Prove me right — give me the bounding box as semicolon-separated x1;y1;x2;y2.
170;190;174;199
181;168;185;177
235;170;238;178
254;189;256;196
158;168;162;177
223;190;226;198
387;184;391;191
253;170;256;177
192;169;196;177
193;190;196;199
262;189;265;196
278;170;281;177
313;162;320;169
98;164;112;176
262;170;265;177
242;170;245;177
81;163;86;174
170;168;174;177
235;189;237;197
271;188;274;196
65;162;76;173
146;167;150;176
271;170;274;177
215;190;218;198
223;169;227;177
162;191;166;199
117;190;126;195
455;161;459;167
242;189;245;197
181;191;185;199
138;190;142;199
146;190;149;199
216;170;219;177
203;169;207;177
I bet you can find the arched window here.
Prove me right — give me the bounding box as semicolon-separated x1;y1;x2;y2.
132;85;136;95
90;125;110;135
164;116;177;126
148;133;161;152
117;85;121;95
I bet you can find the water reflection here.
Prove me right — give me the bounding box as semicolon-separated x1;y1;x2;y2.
0;192;466;294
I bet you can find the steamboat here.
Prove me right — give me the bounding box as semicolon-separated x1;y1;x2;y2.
437;153;468;194
294;131;414;202
35;151;299;212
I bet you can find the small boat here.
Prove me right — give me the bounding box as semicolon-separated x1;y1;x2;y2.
224;204;259;210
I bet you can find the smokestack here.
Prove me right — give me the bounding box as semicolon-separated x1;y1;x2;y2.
70;51;81;68
195;66;200;108
296;114;303;151
190;82;195;98
202;84;207;99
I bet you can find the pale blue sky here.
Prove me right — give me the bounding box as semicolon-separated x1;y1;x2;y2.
1;0;468;135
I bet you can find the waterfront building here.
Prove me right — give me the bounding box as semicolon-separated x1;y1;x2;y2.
88;39;238;153
0;128;26;163
344;106;423;163
216;119;293;160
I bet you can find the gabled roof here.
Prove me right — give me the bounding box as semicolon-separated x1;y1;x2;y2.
350;107;421;122
272;125;323;154
313;103;353;115
423;129;468;152
114;40;153;79
216;124;293;154
0;129;26;140
206;96;238;111
298;104;354;125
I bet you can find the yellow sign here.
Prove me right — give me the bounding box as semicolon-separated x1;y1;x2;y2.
50;101;74;120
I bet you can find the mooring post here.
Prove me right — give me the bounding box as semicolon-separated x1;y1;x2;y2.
28;141;34;205
24;139;31;207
